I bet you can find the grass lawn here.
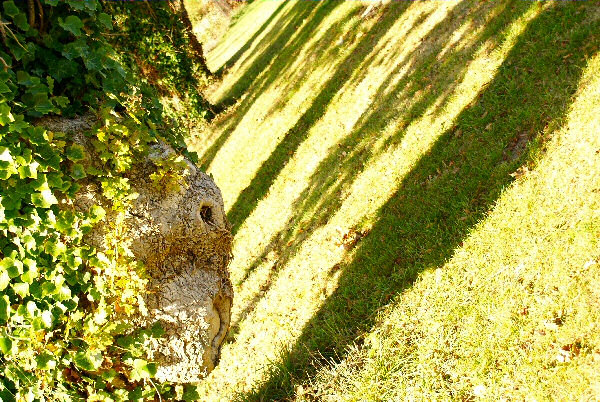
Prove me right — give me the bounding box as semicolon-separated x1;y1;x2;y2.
189;0;600;399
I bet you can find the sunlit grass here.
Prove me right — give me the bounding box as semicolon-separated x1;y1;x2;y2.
205;0;284;74
189;0;600;399
310;51;600;401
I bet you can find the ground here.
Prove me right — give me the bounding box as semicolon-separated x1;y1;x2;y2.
188;1;600;400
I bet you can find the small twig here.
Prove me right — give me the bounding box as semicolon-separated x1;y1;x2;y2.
2;21;28;50
147;378;163;402
143;0;157;20
0;19;6;45
0;56;10;71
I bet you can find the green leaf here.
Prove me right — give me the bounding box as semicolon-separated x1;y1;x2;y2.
36;352;56;369
0;336;12;355
33;93;54;114
151;322;164;338
62;39;89;60
13;282;29;298
66;144;85;161
0;81;10;94
74;350;102;371
0;271;10;292
56;210;76;233
130;359;156;381
18;161;39;179
71;163;87;180
5;258;23;278
2;1;19;18
183;385;201;402
0;295;10;323
83;51;103;71
0;257;13;270
21;263;39;284
59;15;84;36
47;173;64;189
31;189;58;208
66;0;85;10
98;13;113;30
13;12;29;31
89;205;105;223
0;104;14;126
44;239;66;258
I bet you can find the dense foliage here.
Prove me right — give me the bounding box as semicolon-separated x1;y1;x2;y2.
0;0;200;399
105;0;216;124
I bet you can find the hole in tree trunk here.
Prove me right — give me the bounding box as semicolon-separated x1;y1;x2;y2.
200;205;213;224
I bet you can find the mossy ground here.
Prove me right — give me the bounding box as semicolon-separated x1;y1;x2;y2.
189;1;600;399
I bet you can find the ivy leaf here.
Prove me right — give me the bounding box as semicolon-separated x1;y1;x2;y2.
0;270;10;292
18;161;39;179
52;96;70;108
36;352;56;370
74;350;103;371
151;321;164;338
44;239;66;258
13;12;30;31
59;16;84;36
130;359;156;381
98;13;113;30
71;163;87;180
183;386;201;402
2;1;19;18
33;93;55;114
83;51;103;71
47;173;64;189
62;39;89;60
56;210;76;233
0;257;14;271
89;205;105;223
67;1;83;10
5;258;23;279
0;336;12;355
31;189;58;208
66;144;85;161
13;282;29;298
0;104;14;126
0;296;9;323
21;260;39;283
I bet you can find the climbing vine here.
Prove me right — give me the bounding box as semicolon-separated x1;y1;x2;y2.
0;0;199;400
105;0;216;125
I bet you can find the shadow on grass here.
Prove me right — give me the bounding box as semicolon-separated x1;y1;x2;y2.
226;2;415;235
214;1;288;77
199;0;347;170
235;3;600;400
230;0;521;315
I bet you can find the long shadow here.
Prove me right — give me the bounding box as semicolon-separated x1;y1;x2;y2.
199;0;345;170
218;0;340;107
226;2;414;235
214;1;288;76
230;0;521;316
237;3;600;399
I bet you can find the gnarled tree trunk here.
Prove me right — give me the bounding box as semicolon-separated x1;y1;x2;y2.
40;115;233;383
